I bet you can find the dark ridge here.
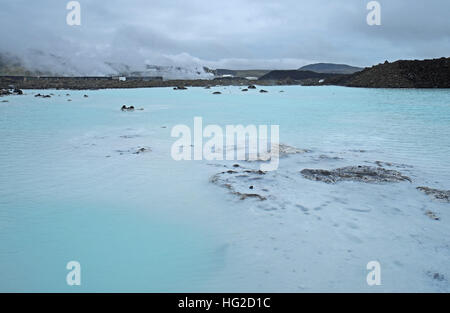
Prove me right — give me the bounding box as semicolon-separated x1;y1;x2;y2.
258;70;336;81
340;57;450;88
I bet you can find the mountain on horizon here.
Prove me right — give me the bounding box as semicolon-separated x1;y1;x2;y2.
299;63;363;74
258;69;337;81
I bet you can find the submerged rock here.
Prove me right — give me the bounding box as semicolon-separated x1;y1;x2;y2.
417;187;450;202
277;144;310;156
300;166;411;184
242;89;248;92
316;154;343;161
374;160;413;169
259;89;268;93
116;146;152;155
213;91;222;95
245;143;309;162
210;168;268;201
425;210;440;221
427;271;445;282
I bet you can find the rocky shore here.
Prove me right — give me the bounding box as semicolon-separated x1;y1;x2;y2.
300;166;412;184
1;57;449;91
324;57;450;88
0;76;272;90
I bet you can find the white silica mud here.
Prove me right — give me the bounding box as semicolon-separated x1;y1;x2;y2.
0;86;449;292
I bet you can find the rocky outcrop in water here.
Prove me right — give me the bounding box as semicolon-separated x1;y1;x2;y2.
0;89;11;96
133;147;150;154
121;105;135;111
35;93;51;98
417;187;450;202
0;87;23;96
300;166;411;184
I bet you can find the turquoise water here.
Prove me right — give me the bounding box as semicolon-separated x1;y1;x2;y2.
0;86;449;292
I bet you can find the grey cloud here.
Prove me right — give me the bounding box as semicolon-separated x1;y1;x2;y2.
0;0;449;75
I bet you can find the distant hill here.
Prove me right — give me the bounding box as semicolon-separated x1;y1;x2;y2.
332;57;450;88
258;70;336;81
299;63;362;74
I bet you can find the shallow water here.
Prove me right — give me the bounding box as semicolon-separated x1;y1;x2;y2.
0;86;449;292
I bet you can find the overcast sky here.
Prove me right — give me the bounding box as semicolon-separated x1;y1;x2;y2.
0;0;449;71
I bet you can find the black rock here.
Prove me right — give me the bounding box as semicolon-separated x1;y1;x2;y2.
133;147;150;154
417;187;450;202
248;85;257;89
121;105;135;111
259;89;268;93
35;93;51;98
300;166;411;184
213;91;222;95
0;89;11;96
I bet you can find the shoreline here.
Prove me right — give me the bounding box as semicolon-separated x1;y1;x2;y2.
0;77;293;91
2;58;449;90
